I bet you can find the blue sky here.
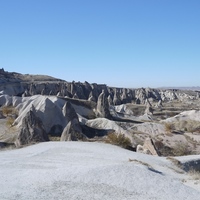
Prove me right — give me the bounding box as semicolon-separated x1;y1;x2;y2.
0;0;200;88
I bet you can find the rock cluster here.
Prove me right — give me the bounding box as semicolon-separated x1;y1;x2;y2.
1;69;200;151
0;70;199;104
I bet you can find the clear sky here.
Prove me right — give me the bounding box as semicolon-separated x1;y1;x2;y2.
0;0;200;88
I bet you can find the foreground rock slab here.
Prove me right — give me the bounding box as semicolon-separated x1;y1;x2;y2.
0;142;200;200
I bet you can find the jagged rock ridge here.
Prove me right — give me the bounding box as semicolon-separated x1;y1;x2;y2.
0;69;199;104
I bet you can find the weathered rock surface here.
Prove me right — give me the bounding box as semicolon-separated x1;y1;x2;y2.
2;68;200;154
145;105;153;115
15;106;48;147
60;120;85;141
0;69;199;105
96;90;112;119
61;102;85;141
136;138;159;156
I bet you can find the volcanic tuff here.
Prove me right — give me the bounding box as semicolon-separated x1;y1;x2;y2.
1;68;200;156
0;68;199;104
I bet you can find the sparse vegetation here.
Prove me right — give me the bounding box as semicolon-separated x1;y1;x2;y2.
188;169;200;181
164;120;200;134
154;140;175;156
105;133;132;149
1;106;18;127
2;106;18;117
166;157;182;167
6;117;15;126
172;142;192;156
129;158;153;169
165;122;174;132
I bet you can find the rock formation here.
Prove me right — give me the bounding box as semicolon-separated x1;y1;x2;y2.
96;90;112;119
156;100;162;108
60;102;85;141
0;69;199;105
113;89;121;105
107;95;113;106
136;138;159;156
88;91;96;102
15;105;48;147
145;105;153;115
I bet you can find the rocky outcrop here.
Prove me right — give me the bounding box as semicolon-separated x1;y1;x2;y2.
15;106;48;147
60;120;85;141
145;105;153;115
60;102;85;141
144;99;153;115
88;91;96;102
156;100;163;108
136;138;159;156
96;90;112;119
113;89;121;105
73;93;79;99
107;95;113;106
0;69;199;105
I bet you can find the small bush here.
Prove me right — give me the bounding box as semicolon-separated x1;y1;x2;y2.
188;169;200;181
6;117;15;126
2;106;18;117
106;133;132;149
165;123;174;132
170;120;200;133
172;142;192;156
